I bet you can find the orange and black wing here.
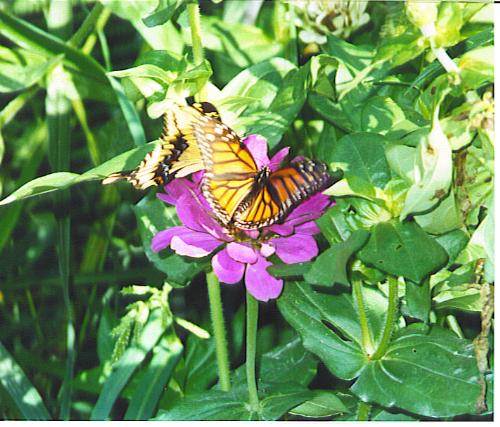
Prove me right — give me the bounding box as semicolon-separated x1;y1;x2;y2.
188;107;259;225
233;158;334;230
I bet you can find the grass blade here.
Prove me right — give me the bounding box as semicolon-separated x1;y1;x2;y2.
0;341;51;420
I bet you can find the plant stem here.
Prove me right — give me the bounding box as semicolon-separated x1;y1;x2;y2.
246;292;260;412
352;279;375;357
187;1;206;101
372;276;399;360
69;2;104;47
206;272;231;391
357;401;371;421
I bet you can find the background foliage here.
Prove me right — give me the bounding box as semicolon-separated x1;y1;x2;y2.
0;0;494;421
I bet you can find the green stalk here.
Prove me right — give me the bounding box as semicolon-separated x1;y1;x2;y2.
206;272;231;391
187;1;206;101
357;401;371;421
246;292;260;412
68;2;104;47
352;280;375;357
371;276;399;360
46;0;73;420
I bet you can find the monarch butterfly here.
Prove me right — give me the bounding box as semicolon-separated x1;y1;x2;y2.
180;103;337;230
102;102;218;189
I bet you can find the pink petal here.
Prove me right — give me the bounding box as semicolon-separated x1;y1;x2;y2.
242;135;269;169
260;242;275;257
283;193;332;227
212;248;245;284
267;223;294;236
271;234;318;264
245;254;283;301
294;221;320;235
226;242;258;264
151;226;187;252
269;147;290;172
170;231;222;258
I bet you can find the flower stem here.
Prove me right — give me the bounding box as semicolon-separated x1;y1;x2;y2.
357;401;371;421
371;276;399;360
352;279;375;357
246;292;260;412
206;272;231;391
187;0;206;101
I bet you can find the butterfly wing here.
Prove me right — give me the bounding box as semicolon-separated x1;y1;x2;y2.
189;108;259;225
232;158;334;230
102;104;209;189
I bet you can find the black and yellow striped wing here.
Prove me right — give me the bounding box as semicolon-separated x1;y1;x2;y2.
102;103;218;189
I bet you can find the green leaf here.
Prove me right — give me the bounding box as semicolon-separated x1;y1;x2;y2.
0;341;51;420
385;145;416;185
142;0;184;28
232;337;317;388
154;383;312;421
0;9;113;101
360;97;422;139
0;143;157;205
132;197;207;286
331;133;391;189
0;47;60;93
304;229;369;287
400;116;452;219
91;309;166;420
358;220;448;283
181;335;217;394
277;282;366;380
405;280;431;322
267;262;312;279
124;332;183;420
289;390;349;418
351;324;482;417
414;189;462;235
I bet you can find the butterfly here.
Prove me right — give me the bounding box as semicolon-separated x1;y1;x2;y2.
102;102;218;189
181;103;336;230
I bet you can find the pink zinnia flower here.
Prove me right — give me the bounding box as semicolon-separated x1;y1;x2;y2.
151;135;332;302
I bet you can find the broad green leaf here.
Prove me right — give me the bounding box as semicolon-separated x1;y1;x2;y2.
91;309;166;420
154;382;312;421
433;285;482;312
133;197;208;286
102;0;184;53
0;47;60;93
221;57;296;114
331;133;391;190
385;145;416;184
290;390;349;418
435;1;463;48
124;332;183;420
0;9;113;101
277;282;367;380
351;324;482;417
404;280;431;322
0;143;157;205
414;189;462;235
372;410;417;421
142;0;184;28
0;341;51;420
359;221;448;283
181;335;217;394
231;337;317;388
304;230;369;287
268;262;312;279
401;116;452;219
360;97;422;139
239;63;310;148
